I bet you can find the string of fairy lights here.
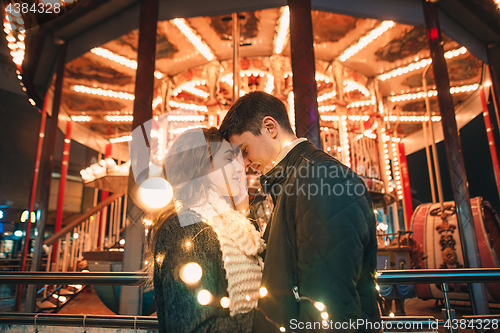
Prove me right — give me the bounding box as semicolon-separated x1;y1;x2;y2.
3;0;80;111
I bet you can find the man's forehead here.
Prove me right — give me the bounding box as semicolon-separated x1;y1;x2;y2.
228;131;254;147
216;140;240;151
228;133;245;146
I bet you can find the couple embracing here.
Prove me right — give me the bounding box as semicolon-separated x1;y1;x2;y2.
147;91;380;332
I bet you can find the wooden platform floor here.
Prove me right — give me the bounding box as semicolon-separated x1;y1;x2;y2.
57;287;115;315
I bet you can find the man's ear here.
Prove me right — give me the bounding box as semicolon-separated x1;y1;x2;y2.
262;116;278;139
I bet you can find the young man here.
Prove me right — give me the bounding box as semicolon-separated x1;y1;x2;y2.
220;91;380;333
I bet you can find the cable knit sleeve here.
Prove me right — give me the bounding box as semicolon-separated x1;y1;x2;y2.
153;212;254;333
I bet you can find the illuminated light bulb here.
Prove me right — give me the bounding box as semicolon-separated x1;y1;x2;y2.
245;295;251;301
173;18;214;61
321;312;329;320
259;287;268;298
119;239;125;245
220;297;230;308
274;6;291;54
376;284;380;291
73;233;79;239
138;177;174;210
389;312;395;318
339;21;393;61
197;290;212;305
280;327;286;332
180;262;203;285
314;302;325;311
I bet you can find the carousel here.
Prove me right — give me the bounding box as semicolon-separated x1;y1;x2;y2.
4;0;500;317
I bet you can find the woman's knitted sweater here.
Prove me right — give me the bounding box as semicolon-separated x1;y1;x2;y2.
154;196;264;333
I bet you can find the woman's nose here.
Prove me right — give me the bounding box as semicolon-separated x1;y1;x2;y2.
233;157;245;172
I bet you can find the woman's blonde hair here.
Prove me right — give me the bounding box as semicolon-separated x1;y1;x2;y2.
143;127;224;287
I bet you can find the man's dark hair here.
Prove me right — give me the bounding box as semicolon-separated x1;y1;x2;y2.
219;91;294;139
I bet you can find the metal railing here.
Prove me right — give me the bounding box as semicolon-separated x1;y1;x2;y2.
0;313;158;330
43;193;126;273
0;268;499;332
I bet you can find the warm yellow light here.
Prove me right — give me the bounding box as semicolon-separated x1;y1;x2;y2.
389;84;478;103
105;115;133;122
344;80;371;97
339;21;394;62
274;6;290;54
167;115;205;122
220;297;230;308
264;73;275;94
314;302;325;311
73;85;135;100
110;135;132;143
71;115;91;122
169;100;208;112
317;91;337;102
180;262;203;284
259;286;268;298
321;312;329;320
138;177;174;210
173;18;214;61
197;290;212;305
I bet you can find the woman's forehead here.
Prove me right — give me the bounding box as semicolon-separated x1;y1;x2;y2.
212;140;241;154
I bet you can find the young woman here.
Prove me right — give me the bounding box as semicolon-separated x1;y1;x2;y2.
147;127;265;333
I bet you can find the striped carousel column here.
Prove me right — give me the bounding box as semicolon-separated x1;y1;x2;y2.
121;0;159;316
422;0;489;315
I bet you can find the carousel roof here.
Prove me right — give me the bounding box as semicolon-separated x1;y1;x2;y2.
6;0;500;157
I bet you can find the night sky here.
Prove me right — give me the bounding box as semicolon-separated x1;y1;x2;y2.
407;112;500;213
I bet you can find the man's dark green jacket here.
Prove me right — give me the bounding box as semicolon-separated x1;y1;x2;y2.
254;141;380;333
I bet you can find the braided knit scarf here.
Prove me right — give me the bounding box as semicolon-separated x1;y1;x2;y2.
192;190;265;316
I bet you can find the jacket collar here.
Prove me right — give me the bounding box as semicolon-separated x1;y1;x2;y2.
260;140;314;194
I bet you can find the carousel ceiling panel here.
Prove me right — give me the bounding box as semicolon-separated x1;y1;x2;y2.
210;12;260;41
33;6;486;141
65;56;134;87
62;93;129;112
313;18;380;62
237;9;279;58
312;11;360;44
155;20;208;76
341;24;425;78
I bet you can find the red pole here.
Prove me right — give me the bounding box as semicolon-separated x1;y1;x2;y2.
288;0;321;148
97;141;112;249
480;86;500;201
15;108;47;311
422;0;489;314
51;119;73;264
398;142;413;230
